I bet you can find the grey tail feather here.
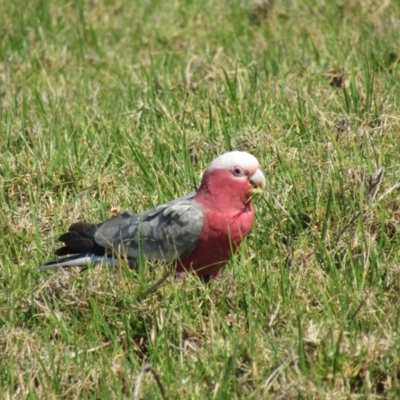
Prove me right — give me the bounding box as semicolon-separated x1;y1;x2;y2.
38;254;92;270
38;254;126;270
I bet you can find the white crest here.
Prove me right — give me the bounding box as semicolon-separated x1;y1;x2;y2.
206;151;260;172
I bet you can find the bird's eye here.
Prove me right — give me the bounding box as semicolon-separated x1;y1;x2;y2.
232;166;244;177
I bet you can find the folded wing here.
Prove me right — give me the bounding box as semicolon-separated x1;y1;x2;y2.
41;194;204;268
95;196;204;261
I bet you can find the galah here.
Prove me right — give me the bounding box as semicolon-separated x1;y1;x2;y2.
39;151;265;280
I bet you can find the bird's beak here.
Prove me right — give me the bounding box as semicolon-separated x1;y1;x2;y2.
249;168;266;191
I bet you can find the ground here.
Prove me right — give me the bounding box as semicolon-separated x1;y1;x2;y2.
1;0;400;398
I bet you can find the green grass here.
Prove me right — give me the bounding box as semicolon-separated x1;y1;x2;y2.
1;0;400;398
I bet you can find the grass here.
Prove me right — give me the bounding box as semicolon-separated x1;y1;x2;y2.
1;0;400;398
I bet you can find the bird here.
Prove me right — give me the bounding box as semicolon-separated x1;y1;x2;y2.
39;151;266;281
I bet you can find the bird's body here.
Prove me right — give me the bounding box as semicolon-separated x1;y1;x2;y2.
40;151;265;280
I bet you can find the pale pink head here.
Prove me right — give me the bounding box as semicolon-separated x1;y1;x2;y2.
195;151;265;211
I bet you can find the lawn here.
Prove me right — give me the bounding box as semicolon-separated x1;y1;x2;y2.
1;0;400;398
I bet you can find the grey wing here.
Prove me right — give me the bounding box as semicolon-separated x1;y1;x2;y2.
94;194;204;262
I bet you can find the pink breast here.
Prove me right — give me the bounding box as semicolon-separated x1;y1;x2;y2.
176;206;255;277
